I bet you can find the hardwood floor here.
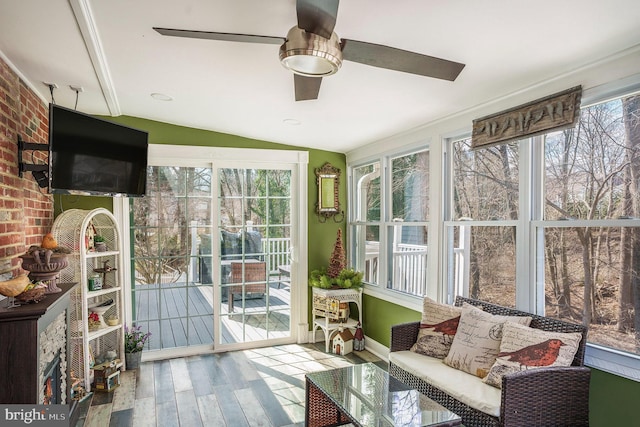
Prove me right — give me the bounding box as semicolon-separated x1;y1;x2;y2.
81;343;384;427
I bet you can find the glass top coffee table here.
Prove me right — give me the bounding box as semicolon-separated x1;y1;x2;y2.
305;362;461;427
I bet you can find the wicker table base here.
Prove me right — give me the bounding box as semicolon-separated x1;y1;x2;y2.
306;377;352;427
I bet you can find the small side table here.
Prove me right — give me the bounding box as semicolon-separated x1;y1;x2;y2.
311;287;362;352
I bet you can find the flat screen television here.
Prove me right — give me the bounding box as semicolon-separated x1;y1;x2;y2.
48;104;148;197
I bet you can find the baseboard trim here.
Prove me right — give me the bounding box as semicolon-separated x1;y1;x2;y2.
307;330;389;362
361;336;389;363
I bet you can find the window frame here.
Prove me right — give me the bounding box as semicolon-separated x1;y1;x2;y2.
346;76;640;381
442;85;640;381
348;144;434;311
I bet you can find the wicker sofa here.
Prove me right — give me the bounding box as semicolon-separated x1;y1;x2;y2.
389;296;590;427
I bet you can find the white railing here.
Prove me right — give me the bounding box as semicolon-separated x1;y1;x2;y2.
365;241;428;294
365;240;467;297
188;224;469;295
263;237;290;274
392;243;429;295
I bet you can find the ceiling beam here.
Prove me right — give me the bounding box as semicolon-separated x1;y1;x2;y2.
69;0;121;116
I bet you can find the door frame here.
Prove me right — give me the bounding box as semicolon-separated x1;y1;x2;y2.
115;145;309;360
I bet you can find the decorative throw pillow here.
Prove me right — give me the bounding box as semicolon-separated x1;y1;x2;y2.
443;303;532;378
483;320;583;388
410;297;463;359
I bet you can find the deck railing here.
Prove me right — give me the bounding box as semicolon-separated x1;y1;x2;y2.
365;241;428;294
363;240;467;297
391;243;429;295
185;227;467;295
262;237;290;274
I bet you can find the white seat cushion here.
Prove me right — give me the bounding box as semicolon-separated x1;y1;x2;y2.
390;350;501;417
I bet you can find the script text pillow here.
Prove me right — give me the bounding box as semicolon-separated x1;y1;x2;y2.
410;297;463;359
443;303;532;378
483;321;582;388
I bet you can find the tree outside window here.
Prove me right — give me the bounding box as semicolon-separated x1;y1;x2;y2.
447;93;640;356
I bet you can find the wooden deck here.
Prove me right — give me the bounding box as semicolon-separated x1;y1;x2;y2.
133;279;291;350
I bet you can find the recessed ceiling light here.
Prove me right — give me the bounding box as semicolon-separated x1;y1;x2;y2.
283;118;301;126
151;92;173;101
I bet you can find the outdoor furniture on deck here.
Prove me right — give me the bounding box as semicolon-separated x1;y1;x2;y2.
228;261;267;312
277;264;291;289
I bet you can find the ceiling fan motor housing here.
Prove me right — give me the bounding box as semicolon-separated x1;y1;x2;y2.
279;26;342;77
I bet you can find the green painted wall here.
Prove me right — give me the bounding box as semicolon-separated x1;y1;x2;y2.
589;368;638;426
363;294;420;346
55;196;112;216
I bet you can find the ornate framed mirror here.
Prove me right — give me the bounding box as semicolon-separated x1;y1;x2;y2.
315;162;343;222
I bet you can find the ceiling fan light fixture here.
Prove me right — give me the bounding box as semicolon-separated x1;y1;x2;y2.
279;26;342;77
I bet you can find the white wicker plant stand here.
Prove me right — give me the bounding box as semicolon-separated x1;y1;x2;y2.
311;287;362;352
52;208;126;393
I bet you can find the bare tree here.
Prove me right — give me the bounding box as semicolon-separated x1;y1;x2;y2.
618;95;640;342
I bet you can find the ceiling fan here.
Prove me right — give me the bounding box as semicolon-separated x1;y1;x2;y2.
153;0;465;101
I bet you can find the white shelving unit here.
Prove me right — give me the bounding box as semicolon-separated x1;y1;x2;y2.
52;208;126;393
311;287;363;352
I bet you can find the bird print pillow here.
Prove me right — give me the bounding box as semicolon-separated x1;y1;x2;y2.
483;320;583;388
410;297;463;359
443;303;532;378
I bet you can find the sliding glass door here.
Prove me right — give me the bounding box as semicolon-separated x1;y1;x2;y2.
129;166;215;351
216;167;292;348
120;146;307;357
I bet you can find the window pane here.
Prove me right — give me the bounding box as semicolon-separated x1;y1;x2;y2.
187;167;212;196
448;225;516;307
351;225;379;285
387;224;428;296
452;138;519;220
391;151;429;221
542;226;639;356
353;162;381;221
545;96;640;220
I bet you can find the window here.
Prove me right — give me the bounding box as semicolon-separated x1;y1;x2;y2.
538;94;640;357
446;140;520;307
351;162;381;285
350;149;430;298
445;92;640;368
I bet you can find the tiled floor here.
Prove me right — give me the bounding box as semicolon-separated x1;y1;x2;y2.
82;343;383;427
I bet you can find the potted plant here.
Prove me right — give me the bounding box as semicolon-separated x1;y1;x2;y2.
124;324;151;369
309;230;363;289
94;235;107;252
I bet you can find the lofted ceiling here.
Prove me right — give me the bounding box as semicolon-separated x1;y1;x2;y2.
1;0;639;153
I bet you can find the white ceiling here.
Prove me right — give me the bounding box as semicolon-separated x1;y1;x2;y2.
1;0;639;153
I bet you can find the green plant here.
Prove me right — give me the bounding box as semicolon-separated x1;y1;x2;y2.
309;268;333;288
335;267;363;289
124;324;151;353
94;235;105;243
309;267;363;289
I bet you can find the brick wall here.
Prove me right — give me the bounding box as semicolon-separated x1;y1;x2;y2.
0;56;53;277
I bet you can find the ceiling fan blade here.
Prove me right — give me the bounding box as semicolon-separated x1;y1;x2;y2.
341;39;465;81
153;27;284;45
294;74;322;101
296;0;340;39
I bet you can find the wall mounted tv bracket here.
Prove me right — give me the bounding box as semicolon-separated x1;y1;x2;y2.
17;135;49;188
